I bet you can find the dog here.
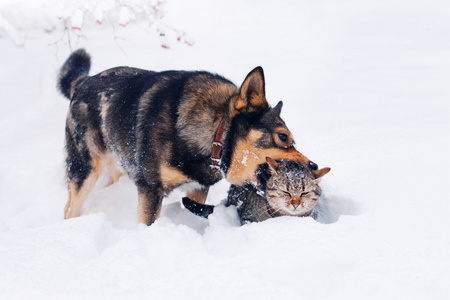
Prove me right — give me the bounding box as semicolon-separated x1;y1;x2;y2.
58;49;328;225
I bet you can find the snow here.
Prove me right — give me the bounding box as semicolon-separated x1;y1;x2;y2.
1;0;450;299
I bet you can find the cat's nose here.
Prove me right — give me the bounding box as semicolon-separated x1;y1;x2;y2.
308;161;318;171
291;200;301;209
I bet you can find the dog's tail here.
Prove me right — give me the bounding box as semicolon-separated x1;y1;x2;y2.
182;197;215;219
58;49;91;99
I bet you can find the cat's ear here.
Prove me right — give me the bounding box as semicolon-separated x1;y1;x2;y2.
265;157;279;175
273;101;283;116
312;167;331;180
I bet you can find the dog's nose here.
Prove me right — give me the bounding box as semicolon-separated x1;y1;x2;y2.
308;161;318;171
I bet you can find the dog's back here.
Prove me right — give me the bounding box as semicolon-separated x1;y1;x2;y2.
60;51;236;185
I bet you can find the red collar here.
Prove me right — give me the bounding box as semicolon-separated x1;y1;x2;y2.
211;117;226;168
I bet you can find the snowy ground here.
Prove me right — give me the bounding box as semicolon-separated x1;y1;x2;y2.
1;0;450;299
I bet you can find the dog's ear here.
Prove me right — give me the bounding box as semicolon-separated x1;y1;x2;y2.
233;67;268;113
265;157;279;175
273;101;283;116
312;167;331;180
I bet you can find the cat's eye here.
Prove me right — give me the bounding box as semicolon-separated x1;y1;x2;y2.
282;191;291;198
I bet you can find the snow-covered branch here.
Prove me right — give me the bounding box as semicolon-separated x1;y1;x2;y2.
0;0;193;49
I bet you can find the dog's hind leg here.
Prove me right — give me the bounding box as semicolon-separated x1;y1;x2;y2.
186;186;210;204
64;156;104;219
106;155;123;187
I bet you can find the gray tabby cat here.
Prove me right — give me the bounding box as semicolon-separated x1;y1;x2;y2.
183;157;330;224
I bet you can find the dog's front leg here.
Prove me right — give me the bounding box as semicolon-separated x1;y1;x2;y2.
186;186;210;204
136;181;164;226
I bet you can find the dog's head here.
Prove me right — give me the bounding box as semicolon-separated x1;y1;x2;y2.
223;67;330;185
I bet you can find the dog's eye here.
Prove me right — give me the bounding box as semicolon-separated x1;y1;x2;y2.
273;131;293;148
278;133;288;143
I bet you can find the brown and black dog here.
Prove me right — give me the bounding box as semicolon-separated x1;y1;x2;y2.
58;49;328;225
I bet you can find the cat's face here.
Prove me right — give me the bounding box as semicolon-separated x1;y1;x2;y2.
265;159;322;217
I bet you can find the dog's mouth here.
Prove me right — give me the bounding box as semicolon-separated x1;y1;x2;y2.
254;162;271;196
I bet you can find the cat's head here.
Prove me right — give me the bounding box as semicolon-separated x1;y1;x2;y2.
262;157;330;217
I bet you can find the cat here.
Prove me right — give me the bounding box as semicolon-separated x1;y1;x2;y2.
183;157;329;224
